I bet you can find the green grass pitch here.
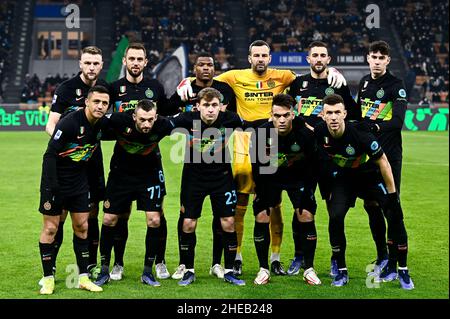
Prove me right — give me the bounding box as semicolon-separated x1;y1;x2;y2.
0;131;448;299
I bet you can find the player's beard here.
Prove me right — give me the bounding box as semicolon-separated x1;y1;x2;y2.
253;63;267;75
311;64;326;76
137;124;151;134
128;66;143;78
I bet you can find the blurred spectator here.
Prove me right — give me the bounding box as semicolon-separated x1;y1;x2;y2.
113;0;235;72
389;0;448;102
0;1;15;101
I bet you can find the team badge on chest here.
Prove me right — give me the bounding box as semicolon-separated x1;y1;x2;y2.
376;89;384;99
291;143;301;152
346;145;355;155
145;88;154;99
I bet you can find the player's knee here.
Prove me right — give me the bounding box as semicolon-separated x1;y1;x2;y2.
102;213;118;227
297;209;314;222
182;219;196;233
220;216;235;232
72;220;88;236
255;210;270;223
146;213;161;228
42;223;58;238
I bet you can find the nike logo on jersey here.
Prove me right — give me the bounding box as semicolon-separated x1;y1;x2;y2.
119;93;127;96
361;89;367;92
299;88;308;91
77;135;85;139
75;97;84;101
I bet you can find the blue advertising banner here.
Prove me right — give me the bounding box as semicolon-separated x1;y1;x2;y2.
270;52;309;67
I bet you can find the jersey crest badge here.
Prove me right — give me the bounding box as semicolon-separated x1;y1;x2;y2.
363;81;368;89
145;88;154;99
302;81;308;88
325;87;334;95
76;89;82;97
291;143;301;152
268;79;275;88
346;145;355;155
120;85;126;93
376;89;384;99
80;126;85;135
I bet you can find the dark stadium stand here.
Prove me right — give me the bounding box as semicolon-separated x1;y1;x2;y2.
0;1;15;102
389;0;449;104
3;0;448;105
112;0;236;73
246;0;377;57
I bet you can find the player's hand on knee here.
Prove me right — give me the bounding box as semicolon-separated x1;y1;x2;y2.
327;67;347;89
177;78;194;101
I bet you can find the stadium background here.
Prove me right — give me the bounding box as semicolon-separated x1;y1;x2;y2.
0;0;448;300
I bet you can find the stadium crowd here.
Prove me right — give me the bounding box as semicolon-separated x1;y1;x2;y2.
0;1;15;102
389;0;449;103
114;0;235;72
246;0;376;57
10;0;448;106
